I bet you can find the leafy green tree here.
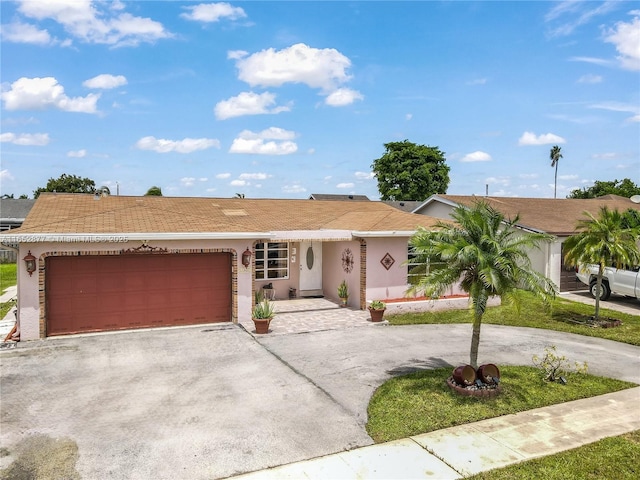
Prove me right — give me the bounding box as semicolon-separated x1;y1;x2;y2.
622;208;640;229
34;174;96;198
567;178;640;199
371;140;450;201
563;207;640;321
409;201;556;367
144;186;163;196
550;145;562;199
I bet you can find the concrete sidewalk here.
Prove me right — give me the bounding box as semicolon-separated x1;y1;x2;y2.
231;387;640;479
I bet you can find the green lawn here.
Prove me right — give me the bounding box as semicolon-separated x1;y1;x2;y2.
387;292;640;345
366;366;635;444
468;430;640;480
0;263;17;292
0;263;17;320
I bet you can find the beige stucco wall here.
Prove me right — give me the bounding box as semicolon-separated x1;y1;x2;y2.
365;237;411;302
322;241;361;307
16;239;255;341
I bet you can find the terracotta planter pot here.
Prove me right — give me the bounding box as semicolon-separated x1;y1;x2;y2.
252;318;272;334
340;297;348;307
368;307;386;322
452;365;476;385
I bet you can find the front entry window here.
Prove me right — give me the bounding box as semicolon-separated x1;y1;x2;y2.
255;242;289;279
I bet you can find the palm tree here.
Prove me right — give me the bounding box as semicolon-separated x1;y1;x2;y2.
550;145;563;199
563;207;640;321
409;201;556;368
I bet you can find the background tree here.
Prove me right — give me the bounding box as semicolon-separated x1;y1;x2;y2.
371;140;450;201
550;145;563;199
567;178;640;199
144;186;163;196
33;174;96;199
563;207;640;321
409;201;556;368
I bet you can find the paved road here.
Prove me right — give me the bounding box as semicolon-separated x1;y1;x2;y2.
2;321;639;479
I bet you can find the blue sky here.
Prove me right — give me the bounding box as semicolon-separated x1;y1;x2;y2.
1;1;638;200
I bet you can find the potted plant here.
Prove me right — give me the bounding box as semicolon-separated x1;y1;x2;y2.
368;300;386;322
252;299;274;334
337;280;349;307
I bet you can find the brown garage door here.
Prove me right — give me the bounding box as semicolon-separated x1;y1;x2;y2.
46;253;232;336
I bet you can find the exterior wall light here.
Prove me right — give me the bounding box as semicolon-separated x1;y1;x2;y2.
23;250;37;276
241;247;252;268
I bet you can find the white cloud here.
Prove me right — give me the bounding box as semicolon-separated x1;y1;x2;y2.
568;56;613;67
354;171;374;180
485;176;511;186
405;113;412;121
545;1;616;37
180;2;247;22
461;151;492;162
181;177;196;187
232;43;353;92
1;77;100;113
336;182;354;188
282;184;307;193
16;0;172;47
466;78;488;85
67;149;87;158
0;132;50;146
239;173;269;180
558;174;579;180
324;88;364;107
1;21;51;44
230;179;246;186
214;91;290;120
589;101;640;122
518;173;539;179
216;172;231;179
199;177;207;182
229;128;298;155
604;16;640;71
135;136;221;153
577;73;602;84
83;74;127;89
518;131;566;146
0;169;15;181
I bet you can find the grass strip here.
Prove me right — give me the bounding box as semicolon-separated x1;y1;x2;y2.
366;366;636;443
387;292;640;345
468;430;640;480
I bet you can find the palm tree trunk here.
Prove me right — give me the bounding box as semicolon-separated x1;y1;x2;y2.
554;162;558;199
469;312;482;368
594;264;604;322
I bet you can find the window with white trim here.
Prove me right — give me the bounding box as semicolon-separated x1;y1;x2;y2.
255;242;289;279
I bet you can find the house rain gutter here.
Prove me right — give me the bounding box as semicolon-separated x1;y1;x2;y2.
0;232;273;243
352;230;416;238
270;230;353;241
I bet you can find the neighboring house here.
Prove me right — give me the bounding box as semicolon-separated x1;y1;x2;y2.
0;198;36;262
0;198;35;231
309;193;371;201
1;193;441;340
383;201;423;213
413;194;640;292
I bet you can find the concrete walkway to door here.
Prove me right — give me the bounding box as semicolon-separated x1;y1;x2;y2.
239;298;376;336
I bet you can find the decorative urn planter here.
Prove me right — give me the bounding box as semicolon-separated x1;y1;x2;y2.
252;318;272;334
368;301;386;322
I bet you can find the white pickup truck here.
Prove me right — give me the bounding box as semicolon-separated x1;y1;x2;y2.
576;264;640;300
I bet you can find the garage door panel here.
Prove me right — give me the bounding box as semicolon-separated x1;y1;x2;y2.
46;253;231;336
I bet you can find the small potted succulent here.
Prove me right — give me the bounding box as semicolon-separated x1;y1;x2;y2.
368;300;386;322
337;280;349;307
252;299;275;334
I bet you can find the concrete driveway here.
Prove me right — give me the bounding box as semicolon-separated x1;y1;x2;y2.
0;324;371;480
2;320;640;479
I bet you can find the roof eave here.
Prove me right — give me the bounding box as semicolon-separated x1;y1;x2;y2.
352;230;416;238
0;232;274;243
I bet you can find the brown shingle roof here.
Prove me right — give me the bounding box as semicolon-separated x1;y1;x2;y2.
8;193;440;236
423;195;639;235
